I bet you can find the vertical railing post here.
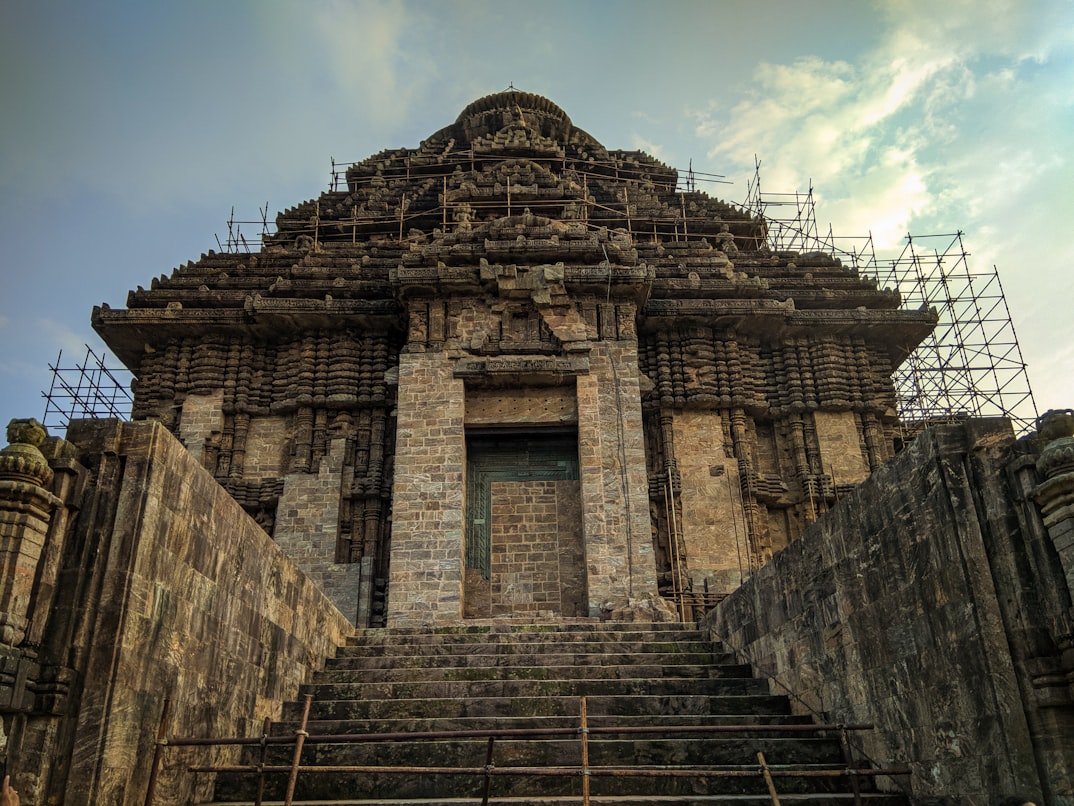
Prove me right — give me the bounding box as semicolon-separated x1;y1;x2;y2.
283;694;313;806
757;750;782;806
839;726;863;806
480;736;496;806
579;697;591;806
143;698;172;806
254;716;272;806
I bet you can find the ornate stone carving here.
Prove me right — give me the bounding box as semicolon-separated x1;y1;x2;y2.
1033;408;1074;625
0;418;61;646
1037;409;1074;480
91;90;935;623
0;418;53;489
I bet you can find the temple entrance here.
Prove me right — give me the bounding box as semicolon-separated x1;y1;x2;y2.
463;431;586;618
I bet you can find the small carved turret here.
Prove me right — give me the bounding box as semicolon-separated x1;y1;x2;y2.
0;419;61;646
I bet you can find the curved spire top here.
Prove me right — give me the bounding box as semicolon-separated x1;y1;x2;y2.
454;90;574;145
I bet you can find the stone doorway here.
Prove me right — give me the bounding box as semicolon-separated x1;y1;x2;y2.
463;431;586;618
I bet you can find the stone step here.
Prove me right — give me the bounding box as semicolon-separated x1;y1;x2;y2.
328;650;735;670
254;735;846;769
285;693;794;722
297;677;768;703
209;623;902;805
214;763;864;800
203;796;905;806
354;620;702;637
266;713;811;739
350;629;708;644
267;713;817;737
336;639;717;658
315;662;753;683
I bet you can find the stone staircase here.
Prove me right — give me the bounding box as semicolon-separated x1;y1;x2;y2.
205;621;906;805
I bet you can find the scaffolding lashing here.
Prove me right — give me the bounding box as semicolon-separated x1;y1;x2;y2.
740;165;1038;437
41;345;133;429
880;232;1038;436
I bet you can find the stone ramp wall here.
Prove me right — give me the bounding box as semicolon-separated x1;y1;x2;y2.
705;419;1074;805
47;420;353;806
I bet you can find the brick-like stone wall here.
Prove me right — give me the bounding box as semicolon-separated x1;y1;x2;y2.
243;414;289;480
704;420;1073;803
177;390;223;467
486;479;584;617
465;387;577;427
49;420;354;806
812;410;869;485
673;409;745;591
274;437;362;621
577;342;660;613
387;353;466;626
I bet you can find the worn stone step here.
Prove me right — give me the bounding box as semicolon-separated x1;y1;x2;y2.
214;762;864;801
298;676;767;702
337;639;719;658
345;631;713;649
204;797;905;806
315;661;753;683
286;693;794;722
264;714;821;743
253;735;846;769
330;649;735;669
354;621;701;638
349;625;708;641
209;622;898;805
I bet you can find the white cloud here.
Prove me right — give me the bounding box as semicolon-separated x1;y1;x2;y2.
310;0;432;129
691;0;1074;418
630;135;667;163
631;110;661;125
35;318;93;358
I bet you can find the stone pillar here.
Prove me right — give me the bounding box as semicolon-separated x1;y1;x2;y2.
387;353;466;626
0;420;60;647
1033;408;1074;709
1034;409;1074;598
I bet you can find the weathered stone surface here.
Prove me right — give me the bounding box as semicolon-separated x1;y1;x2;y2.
4;420;354;806
91;90;932;627
0;419;60;647
8;89;1067;806
211;622;903;803
705;420;1074;804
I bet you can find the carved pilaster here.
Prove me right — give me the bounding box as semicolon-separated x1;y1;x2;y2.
0;420;60;647
1035;409;1074;598
729;408;764;562
1033;408;1074;704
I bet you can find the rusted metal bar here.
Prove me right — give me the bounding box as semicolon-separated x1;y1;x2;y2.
142;698;172;806
840;726;863;806
283;694;313;806
579;697;591;806
587;722;876;736
757;751;782;806
254;716;272;806
188;762;911;778
166;721;878;747
480;736;495;806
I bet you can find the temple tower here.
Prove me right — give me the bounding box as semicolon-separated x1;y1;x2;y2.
93;91;934;626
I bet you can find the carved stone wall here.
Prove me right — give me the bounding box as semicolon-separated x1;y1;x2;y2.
94;91;934;625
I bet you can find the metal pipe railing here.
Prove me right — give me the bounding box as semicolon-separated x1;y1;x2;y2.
146;697;910;805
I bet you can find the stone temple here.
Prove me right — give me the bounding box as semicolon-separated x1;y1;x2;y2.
1;92;1071;804
94;90;933;626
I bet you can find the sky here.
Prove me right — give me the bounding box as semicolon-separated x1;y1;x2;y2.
1;0;1072;434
